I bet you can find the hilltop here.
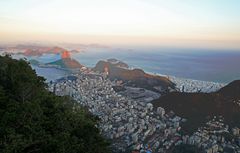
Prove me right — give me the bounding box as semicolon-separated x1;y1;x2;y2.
218;80;240;99
93;60;175;93
46;50;83;69
47;58;83;69
27;50;83;69
152;80;240;134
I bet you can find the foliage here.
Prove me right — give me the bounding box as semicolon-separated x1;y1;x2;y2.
172;144;202;153
0;55;110;153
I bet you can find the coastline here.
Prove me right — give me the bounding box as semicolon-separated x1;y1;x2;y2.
144;71;226;93
34;64;226;93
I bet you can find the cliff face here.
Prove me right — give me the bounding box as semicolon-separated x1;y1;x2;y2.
62;58;83;69
152;80;240;134
61;50;71;59
93;60;175;92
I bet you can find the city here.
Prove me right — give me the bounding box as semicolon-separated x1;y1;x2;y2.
48;67;240;153
1;0;240;152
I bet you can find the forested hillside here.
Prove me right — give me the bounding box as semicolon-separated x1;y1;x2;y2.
0;55;109;153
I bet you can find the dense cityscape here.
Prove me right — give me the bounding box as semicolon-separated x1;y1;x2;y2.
1;0;240;152
1;45;239;152
48;67;240;153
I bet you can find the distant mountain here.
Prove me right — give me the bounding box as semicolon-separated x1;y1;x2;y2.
23;46;67;56
93;60;175;93
47;51;83;69
106;58;129;69
5;44;80;57
29;59;42;66
47;58;83;69
70;49;81;53
152;80;240;134
61;50;71;59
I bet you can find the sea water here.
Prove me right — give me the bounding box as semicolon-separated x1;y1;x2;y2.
73;47;240;83
17;47;240;83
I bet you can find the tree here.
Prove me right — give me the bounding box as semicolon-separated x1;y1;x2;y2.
0;55;110;153
172;144;202;153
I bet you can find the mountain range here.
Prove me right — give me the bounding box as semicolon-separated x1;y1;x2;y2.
23;46;67;56
2;45;81;56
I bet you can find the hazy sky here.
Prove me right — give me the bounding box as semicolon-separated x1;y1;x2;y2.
0;0;240;49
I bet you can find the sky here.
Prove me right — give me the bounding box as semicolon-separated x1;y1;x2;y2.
0;0;240;49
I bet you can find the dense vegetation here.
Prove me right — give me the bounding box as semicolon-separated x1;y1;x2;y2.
0;55;110;153
172;144;202;153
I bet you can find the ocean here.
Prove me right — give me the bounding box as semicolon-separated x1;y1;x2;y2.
31;65;69;82
72;47;240;83
16;47;240;83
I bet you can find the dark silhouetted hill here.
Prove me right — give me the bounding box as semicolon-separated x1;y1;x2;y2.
217;80;240;99
152;80;240;134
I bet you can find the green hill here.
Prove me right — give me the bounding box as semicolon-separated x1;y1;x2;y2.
0;55;109;153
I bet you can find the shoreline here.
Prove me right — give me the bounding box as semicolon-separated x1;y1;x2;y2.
34;64;226;93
